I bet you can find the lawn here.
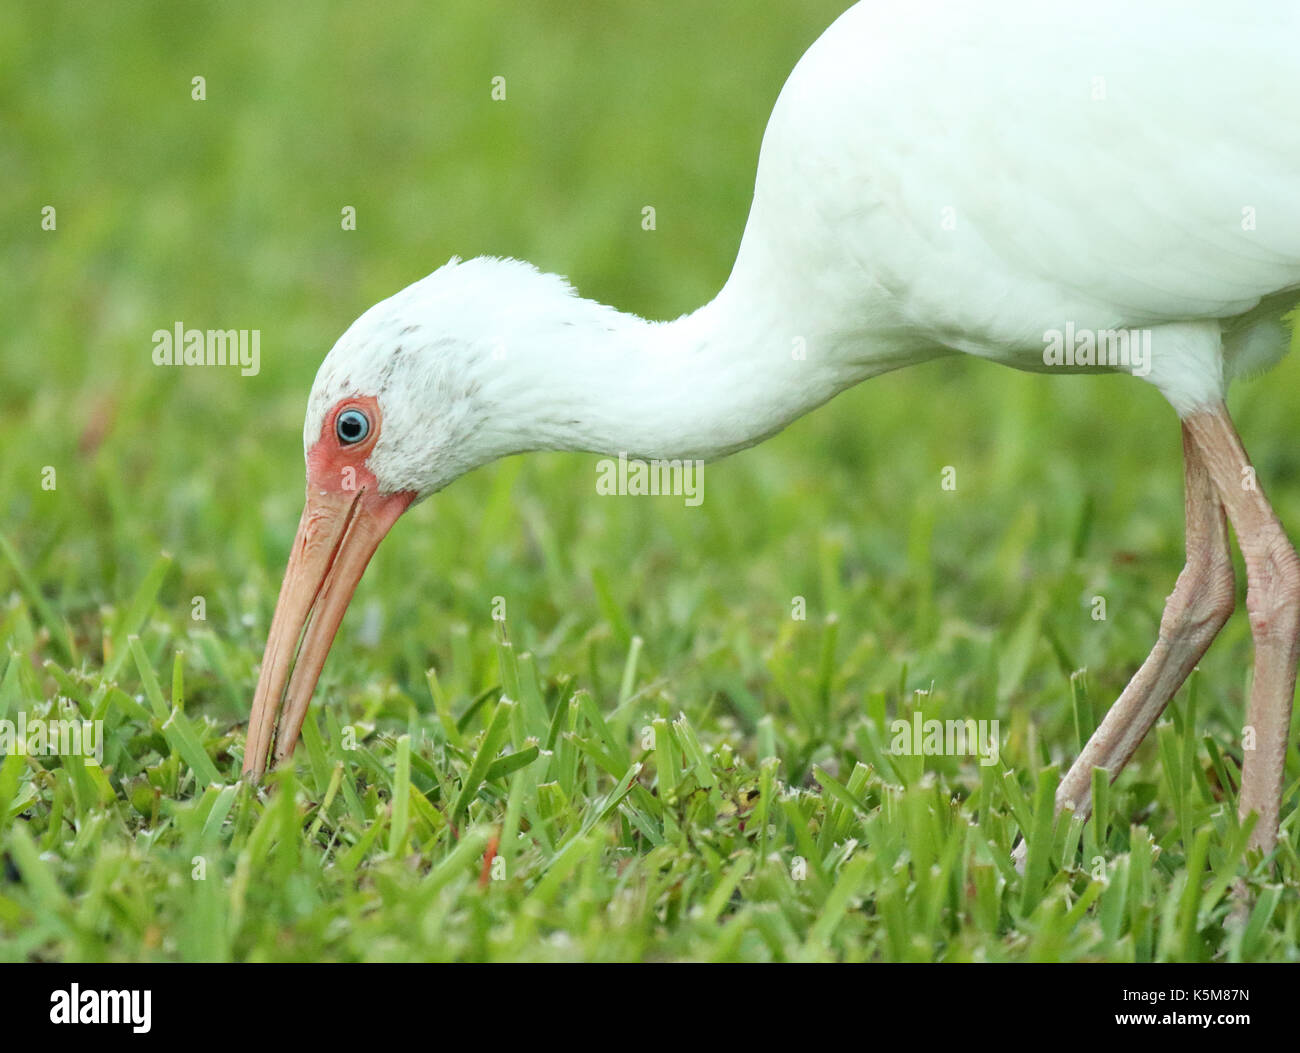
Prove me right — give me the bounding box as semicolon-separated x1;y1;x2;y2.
1;1;1298;961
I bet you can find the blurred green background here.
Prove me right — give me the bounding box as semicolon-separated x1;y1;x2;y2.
2;2;1298;960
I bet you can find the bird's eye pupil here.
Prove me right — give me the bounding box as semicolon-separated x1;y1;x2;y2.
336;409;370;444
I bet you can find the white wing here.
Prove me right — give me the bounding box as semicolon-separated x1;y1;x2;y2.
737;0;1300;378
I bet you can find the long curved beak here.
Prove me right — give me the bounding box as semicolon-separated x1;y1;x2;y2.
243;486;414;778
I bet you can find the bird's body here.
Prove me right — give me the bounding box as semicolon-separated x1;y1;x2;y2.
306;0;1300;492
249;1;1300;858
744;0;1300;403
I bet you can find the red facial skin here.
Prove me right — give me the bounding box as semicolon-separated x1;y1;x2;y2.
307;395;386;496
243;395;416;777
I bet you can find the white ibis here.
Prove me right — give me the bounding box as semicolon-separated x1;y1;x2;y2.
245;2;1300;855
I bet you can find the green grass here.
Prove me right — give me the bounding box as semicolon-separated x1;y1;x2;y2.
2;1;1299;961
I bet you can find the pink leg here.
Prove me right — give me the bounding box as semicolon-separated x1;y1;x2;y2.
1055;422;1235;822
1185;404;1300;852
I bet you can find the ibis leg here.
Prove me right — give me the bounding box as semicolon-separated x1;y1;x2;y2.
1185;403;1300;853
1054;422;1235;823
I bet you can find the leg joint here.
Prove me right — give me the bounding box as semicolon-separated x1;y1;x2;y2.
1243;529;1300;640
1164;552;1235;638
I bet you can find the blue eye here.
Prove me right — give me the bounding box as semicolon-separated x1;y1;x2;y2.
336;408;371;445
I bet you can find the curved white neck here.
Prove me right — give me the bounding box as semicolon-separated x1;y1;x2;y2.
484;274;904;463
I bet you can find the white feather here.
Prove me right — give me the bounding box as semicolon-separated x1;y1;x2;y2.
306;0;1300;495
